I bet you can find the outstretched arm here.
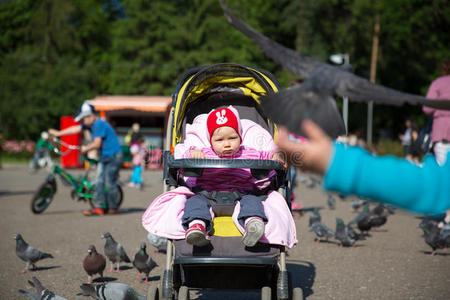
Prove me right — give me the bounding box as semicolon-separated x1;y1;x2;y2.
48;125;82;137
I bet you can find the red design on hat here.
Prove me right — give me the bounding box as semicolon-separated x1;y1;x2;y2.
206;107;242;143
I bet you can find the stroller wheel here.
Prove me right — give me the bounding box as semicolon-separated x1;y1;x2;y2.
261;286;271;300
178;286;189;300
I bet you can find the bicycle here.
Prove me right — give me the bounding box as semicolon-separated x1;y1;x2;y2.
30;135;123;214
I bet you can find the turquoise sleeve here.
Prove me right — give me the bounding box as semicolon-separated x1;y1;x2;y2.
323;143;450;214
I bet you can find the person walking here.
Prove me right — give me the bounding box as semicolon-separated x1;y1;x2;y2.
399;119;413;158
423;59;450;224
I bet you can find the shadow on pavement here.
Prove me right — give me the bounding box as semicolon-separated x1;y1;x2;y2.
43;210;80;215
0;190;35;198
118;207;146;214
30;265;62;272
300;206;325;213
288;261;316;299
93;276;117;283
138;275;160;283
118;265;133;271
420;250;449;256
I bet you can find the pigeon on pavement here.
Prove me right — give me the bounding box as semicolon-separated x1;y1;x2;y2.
101;232;131;272
350;204;373;237
219;0;450;138
440;223;450;252
311;221;335;243
371;203;385;216
147;232;167;253
83;245;106;284
345;223;361;241
309;208;321;228
369;214;388;230
335;218;356;247
420;221;446;256
327;194;336;210
19;276;67;300
80;283;146;300
132;242;157;283
350;198;367;212
13;233;53;274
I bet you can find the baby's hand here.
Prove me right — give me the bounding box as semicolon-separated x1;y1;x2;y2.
190;149;206;159
272;151;287;168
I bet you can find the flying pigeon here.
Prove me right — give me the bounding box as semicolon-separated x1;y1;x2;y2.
132;242;157;283
335;218;356;247
311;221;335;243
18;276;67;300
13;233;53;274
219;0;450;138
80;283;146;300
309;208;321;228
83;245;106;284
101;232;131;273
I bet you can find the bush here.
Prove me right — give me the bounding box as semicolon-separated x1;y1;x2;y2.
375;140;404;157
1;140;35;161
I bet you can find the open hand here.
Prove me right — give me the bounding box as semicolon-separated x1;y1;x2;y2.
276;120;333;175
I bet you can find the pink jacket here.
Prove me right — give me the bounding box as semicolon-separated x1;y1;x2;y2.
423;75;450;142
141;115;297;248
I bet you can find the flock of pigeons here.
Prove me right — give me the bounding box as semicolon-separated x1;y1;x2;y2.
298;174;450;256
14;232;156;299
308;200;392;248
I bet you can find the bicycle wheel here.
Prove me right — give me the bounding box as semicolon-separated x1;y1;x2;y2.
88;184;123;209
31;181;55;214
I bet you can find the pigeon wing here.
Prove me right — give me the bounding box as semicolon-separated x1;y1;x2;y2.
118;244;131;263
219;0;321;77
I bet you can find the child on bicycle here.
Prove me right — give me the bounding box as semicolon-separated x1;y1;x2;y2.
179;106;286;247
49;102;122;216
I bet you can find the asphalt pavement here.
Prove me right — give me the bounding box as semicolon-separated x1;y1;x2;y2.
0;164;449;299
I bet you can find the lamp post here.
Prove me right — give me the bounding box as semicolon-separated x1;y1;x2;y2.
330;54;350;134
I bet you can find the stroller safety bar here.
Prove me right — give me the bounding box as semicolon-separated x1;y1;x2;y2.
163;151;287;188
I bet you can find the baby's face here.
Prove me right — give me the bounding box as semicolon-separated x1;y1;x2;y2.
211;126;241;157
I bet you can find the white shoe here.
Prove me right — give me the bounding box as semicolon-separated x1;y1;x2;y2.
242;217;265;247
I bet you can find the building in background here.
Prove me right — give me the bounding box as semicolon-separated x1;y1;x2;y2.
61;96;171;168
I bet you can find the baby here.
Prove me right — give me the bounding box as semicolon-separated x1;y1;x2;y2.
181;106;285;247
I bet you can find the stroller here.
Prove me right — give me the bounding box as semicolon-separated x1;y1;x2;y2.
153;63;301;300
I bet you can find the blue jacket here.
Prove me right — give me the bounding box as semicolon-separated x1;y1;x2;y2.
324;143;450;214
